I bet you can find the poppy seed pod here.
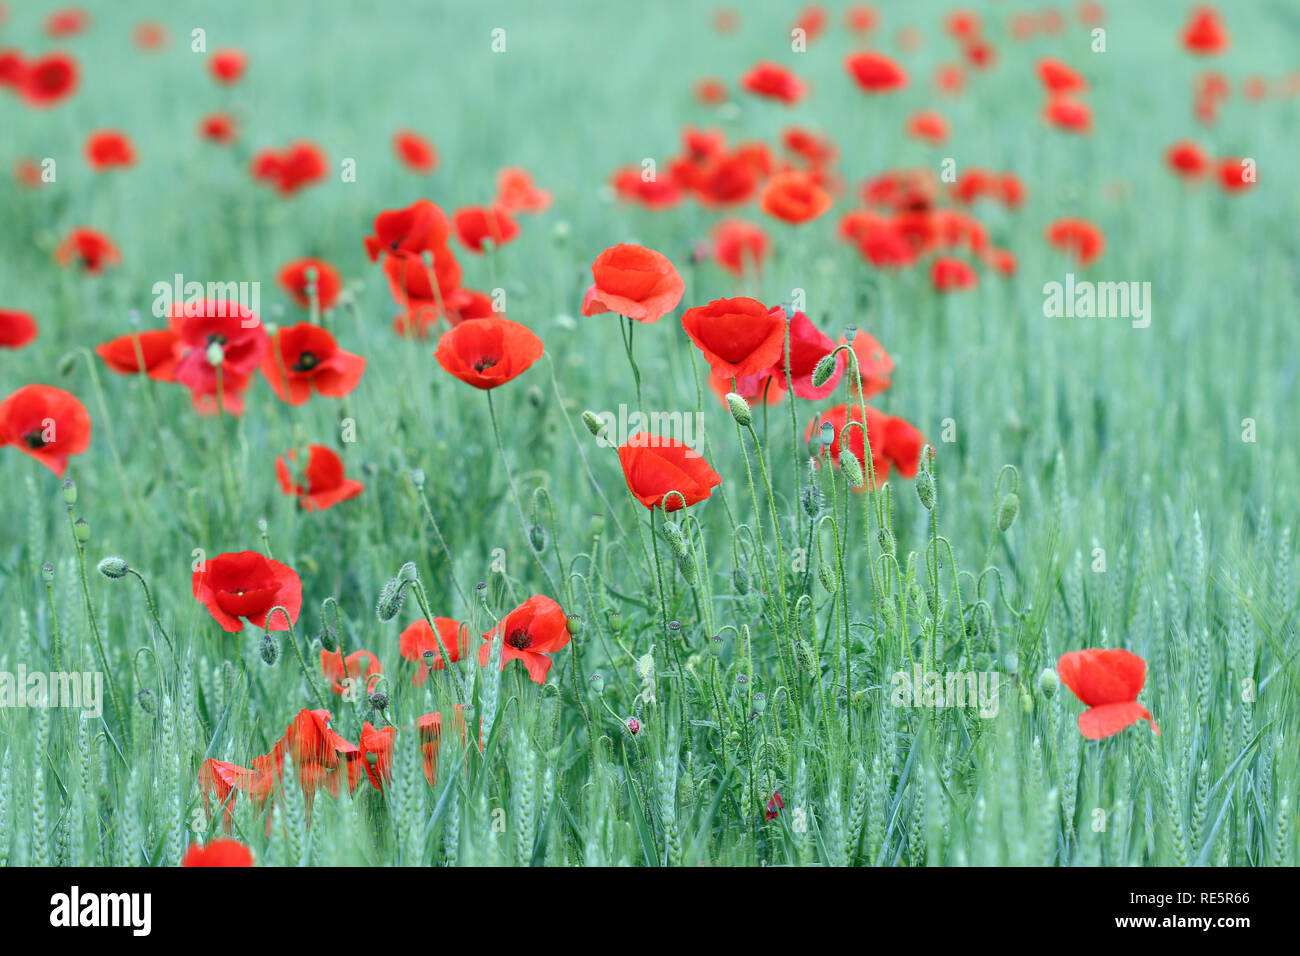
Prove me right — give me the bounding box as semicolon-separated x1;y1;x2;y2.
97;556;129;579
368;691;389;712
376;577;406;622
73;518;90;543
915;470;936;510
259;633;279;665
41;562;55;584
410;468;426;490
752;692;767;714
589;672;605;694
811;352;838;388
840;451;865;488
61;477;77;506
565;614;583;635
1038;667;1059;698
725;392;752;426
997;493;1020;532
581;410;605;437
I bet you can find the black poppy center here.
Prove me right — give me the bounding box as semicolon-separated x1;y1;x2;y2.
293;351;320;372
506;628;532;650
23;430;47;449
473;355;499;372
207;333;228;346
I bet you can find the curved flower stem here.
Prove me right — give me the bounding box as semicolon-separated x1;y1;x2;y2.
127;568;175;658
66;510;128;749
276;609;329;711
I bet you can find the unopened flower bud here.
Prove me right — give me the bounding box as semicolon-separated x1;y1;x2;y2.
368;691;389;712
136;688;156;715
97;556;129;579
877;527;895;555
811;352;838;388
997;493;1020;532
1038;667;1059;698
732;565;751;595
626;716;642;736
398;562;418;583
915;470;935;510
725;392;752;426
818;562;837;594
581;410;606;438
319;624;339;653
801;482;823;517
259;634;280;666
661;520;688;558
840;452;865;489
1020;691;1034;714
529;524;548;553
376;578;405;622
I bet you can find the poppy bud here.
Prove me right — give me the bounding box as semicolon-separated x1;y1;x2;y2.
41;561;55;584
398;562;418;583
1021;691;1034;714
376;577;405;622
997;493;1020;532
662;520;688;558
877;527;895;555
97;556;129;579
881;600;898;633
319;624;339;653
61;477;77;506
752;692;768;714
206;341;225;367
259;633;279;665
1004;652;1019;674
526;384;545;409
725;392;752;426
529;524;548;552
732;565;751;595
581;410;606;437
797;639;817;670
256;517;268;535
73;518;90;544
410;468;426;490
136;688;156;715
607;612;624;632
368;691;389;712
589;672;605;694
818;562;837;594
57;353;78;377
565;614;583;635
801;482;823;517
626;716;642;735
1038;667;1059;698
811;352;838;388
915;470;936;510
840;452;865;489
589;513;606;536
552;220;571;243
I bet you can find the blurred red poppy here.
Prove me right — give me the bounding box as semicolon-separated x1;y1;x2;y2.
906;110;948;144
933;62;965;95
95;329;179;380
760;170;832;224
478;594;571;684
276;445;365;512
0;49;23;89
84;130;135;171
806;404;922;486
495;167;551;213
581;243;685;323
261;322;364;405
400;617;468;685
278;257;343;310
134;21;168;50
363;199;451;262
359;722;396;790
192;550;302;632
711;219;770;275
694;77;728;105
845;51;907;92
383;242;462;307
393;129;437;172
435;317;543;390
930;257;978;292
182;839;253;867
1216;157;1256;192
19;52;78;107
681;297;788;379
1057;648;1160;739
55;227;119;273
618;434;723;511
169;299;267;415
741;60;805;104
45;8;88;37
0;310;37;350
1182;6;1228;56
250;141;327;195
0;384;91;476
453;206;519;254
1046;217;1105;267
774;311;843;400
1165;140;1210;178
198;111;238;144
209;48;246;83
611;166;683;208
1037;57;1087;94
1044;95;1092;133
321;648;381;695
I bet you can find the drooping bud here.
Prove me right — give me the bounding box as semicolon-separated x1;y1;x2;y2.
136;688;157;715
97;556;129;579
259;633;280;666
661;520;688;558
801;481;823;517
877;527;895;555
818;562;837;594
319;623;339;653
915;470;935;510
725;392;752;426
840;452;865;489
1038;667;1059;698
376;577;406;622
811;352;838;388
581;410;605;437
732;565;751;595
997;493;1020;532
528;524;548;553
398;562;418;584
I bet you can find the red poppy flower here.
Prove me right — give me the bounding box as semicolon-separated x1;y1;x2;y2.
277;257;343;311
1217;157;1256;192
681;297;788;379
399;617;468;685
694;77;728;105
134;21;169;50
417;706;469;785
393;287;498;337
617;434;722;511
84;130;135;171
1037;57;1087;94
45;8;89;37
0;310;37;350
276;445;364;512
840;330;893;397
393;128;437;172
250;141;327;196
363;199;451;262
771;311;842;400
434;316;543;390
452;206;520;254
1242;75;1268;100
845;51;907;92
0;384;92;476
198;111;238;145
691;152;760;207
944;9;981;41
930;257;979;292
0;49;24;89
581;243;685;324
760;170;832;224
711;219;770;275
1044;96;1092;133
95;328;179;380
806;403;920;486
792;4;828;42
845;4;877;34
782;127;837;167
55;227;119;273
182;839;253;867
984;247;1018;276
906;110;948;144
1045;217;1105;267
169;299;268;415
19;52;78;107
209;48;246;84
765;791;784;820
1165;140;1210;178
1182;6;1228;56
740;60;805;105
321;648;381;696
193;550;302;632
963;40;997;70
611;166;683;208
382;242;463;307
495;167;551;214
851;216;918;269
359;722;396;790
198;758;255;829
477;594;571;684
260;322;364;404
1057;648;1160;739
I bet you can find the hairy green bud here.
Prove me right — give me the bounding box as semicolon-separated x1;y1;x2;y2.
997;493;1020;532
725;392;752;427
915;470;935;510
376;577;406;622
97;556;129;579
1038;667;1059;699
811;352;838;388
